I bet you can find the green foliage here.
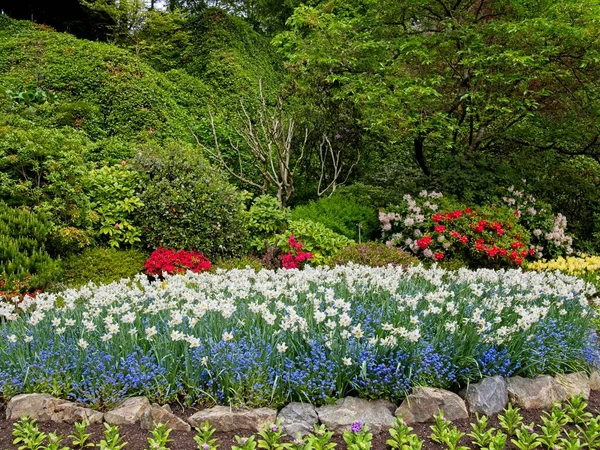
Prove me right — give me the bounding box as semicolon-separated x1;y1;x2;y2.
147;423;172;450
276;0;600;249
0;203;61;293
0;126;93;245
85;164;143;247
133;143;249;259
387;416;423;450
59;247;147;288
68;420;93;450
133;9;191;71
6;87;57;106
292;195;378;241
328;242;418;268
273;219;353;265
214;256;264;272
97;423;127;450
194;421;219;450
247;195;291;253
12;416;47;450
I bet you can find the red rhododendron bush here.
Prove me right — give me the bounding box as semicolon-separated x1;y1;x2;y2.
380;190;574;268
144;248;212;275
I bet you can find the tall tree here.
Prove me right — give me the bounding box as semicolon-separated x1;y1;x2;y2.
274;0;600;176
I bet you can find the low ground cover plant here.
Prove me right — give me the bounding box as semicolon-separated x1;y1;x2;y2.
0;265;596;408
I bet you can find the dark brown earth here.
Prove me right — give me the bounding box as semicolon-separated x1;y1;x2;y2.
0;392;599;449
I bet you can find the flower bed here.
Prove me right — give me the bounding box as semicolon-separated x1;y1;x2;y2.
0;265;597;409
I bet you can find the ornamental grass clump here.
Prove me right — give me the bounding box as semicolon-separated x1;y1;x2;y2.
0;265;596;408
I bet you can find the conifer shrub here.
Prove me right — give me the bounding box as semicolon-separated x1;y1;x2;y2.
0;203;60;295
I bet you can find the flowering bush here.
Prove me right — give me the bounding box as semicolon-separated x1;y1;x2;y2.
279;235;313;269
144;248;211;276
380;191;532;267
498;185;574;258
0;265;595;408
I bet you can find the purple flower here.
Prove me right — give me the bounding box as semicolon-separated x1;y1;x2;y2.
271;424;279;432
350;421;363;433
202;444;210;450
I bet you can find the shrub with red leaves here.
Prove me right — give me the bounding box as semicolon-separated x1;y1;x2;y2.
144;248;212;276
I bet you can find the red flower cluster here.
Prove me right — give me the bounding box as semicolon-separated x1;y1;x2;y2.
280;235;313;269
416;235;433;249
144;248;212;276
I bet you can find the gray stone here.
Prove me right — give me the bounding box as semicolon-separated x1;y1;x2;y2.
395;387;468;424
6;394;103;424
590;372;600;391
459;376;508;416
555;372;590;400
140;403;191;432
316;397;396;434
188;407;277;432
278;403;319;436
507;375;568;409
104;396;151;425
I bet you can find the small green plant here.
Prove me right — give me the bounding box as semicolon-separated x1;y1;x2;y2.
559;430;584;450
538;413;562;449
304;425;336;450
511;423;540;450
194;421;219;450
97;423;127;450
257;422;290;450
564;396;592;425
232;435;257;450
342;421;373;450
69;420;94;449
578;415;600;449
43;432;69;450
485;430;507;450
430;411;468;450
147;423;172;450
247;195;291;253
387;416;423;450
12;416;47;450
498;404;523;436
468;414;496;449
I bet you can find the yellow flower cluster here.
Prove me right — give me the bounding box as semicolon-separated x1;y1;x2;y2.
525;255;600;276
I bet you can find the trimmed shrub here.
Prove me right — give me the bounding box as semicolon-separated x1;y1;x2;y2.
291;194;379;241
60;247;147;288
133;144;249;259
328;242;418;267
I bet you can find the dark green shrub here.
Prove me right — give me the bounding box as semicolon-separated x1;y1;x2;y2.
133;143;249;259
60;247;147;288
328;242;418;267
0;203;61;293
247;195;291;253
291;194;379;241
273;219;353;265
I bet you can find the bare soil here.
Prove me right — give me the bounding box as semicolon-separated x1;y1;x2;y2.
0;392;599;449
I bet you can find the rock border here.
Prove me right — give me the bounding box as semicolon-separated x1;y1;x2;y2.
5;372;598;434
